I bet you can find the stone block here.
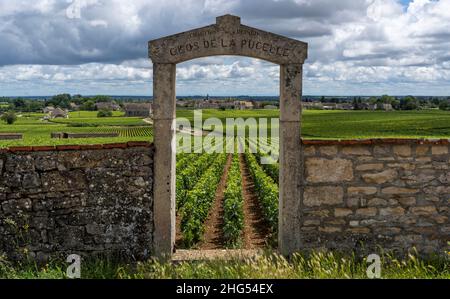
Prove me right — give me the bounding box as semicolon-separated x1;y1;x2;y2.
393;145;412;157
334;208;353;217
318;146;338;156
431;146;448;155
410;206;437;216
367;198;388;207
355;163;384;171
342;146;371;156
319;226;342;233
304;186;344;207
306;158;353;183
379;206;405;217
347;186;377;195
415;145;429;156
362;169;397;184
356;207;377;217
381;187;419;195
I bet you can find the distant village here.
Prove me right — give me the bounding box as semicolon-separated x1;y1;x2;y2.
1;94;450;120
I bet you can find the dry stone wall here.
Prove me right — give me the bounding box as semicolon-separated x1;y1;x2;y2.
1;138;448;261
301;139;450;256
0;142;154;262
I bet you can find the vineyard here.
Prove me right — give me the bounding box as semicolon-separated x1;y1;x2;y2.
80;126;153;138
175;138;280;250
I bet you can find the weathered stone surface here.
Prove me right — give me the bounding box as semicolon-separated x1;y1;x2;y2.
424;186;450;194
415;145;429;156
306;158;353;183
381;187;419;195
393;145;412;157
367;198;388;206
387;163;415;170
356;207;377;217
374;145;390;155
319;146;338;156
398;197;417;206
303;146;315;156
431;145;448;155
362;169;397;184
380;206;405;217
334;208;353;217
0;147;154;262
356;163;384;171
303;219;321;226
347;186;378;195
319;226;342;233
342;146;371;156
301;141;449;256
304;186;344;207
410;206;437;216
348;227;370;234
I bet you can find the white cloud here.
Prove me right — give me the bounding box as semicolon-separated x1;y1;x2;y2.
0;0;450;95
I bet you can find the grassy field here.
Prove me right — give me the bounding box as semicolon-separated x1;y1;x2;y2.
1;251;448;279
1;109;450;148
0;111;152;148
179;109;450;139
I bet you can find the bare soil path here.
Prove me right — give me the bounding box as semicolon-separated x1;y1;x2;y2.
239;154;271;249
198;154;232;249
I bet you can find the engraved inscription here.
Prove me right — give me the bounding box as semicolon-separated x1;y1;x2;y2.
169;38;291;57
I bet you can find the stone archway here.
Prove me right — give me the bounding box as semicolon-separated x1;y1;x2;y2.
149;15;308;257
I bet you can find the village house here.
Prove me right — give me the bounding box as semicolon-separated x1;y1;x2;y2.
95;102;121;111
124;103;153;117
43;106;55;114
378;103;393;111
234;101;254;110
69;103;80;111
301;102;323;110
50;108;69;119
194;100;220;109
336;103;354;110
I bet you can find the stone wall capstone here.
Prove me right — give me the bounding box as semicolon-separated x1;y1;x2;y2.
301;139;450;256
0;143;154;262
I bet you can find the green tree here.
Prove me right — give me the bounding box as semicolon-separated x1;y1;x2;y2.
1;111;17;124
400;96;419;110
92;95;112;103
13;98;26;109
80;100;96;111
380;94;393;104
48;94;72;109
439;101;450;111
97;109;113;117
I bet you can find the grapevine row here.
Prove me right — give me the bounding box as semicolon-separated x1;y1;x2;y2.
222;154;244;247
180;153;227;247
244;150;279;233
176;153;218;210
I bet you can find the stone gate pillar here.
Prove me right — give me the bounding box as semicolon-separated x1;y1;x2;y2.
153;63;177;256
279;64;303;255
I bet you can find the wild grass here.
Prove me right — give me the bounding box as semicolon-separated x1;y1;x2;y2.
1;251;448;279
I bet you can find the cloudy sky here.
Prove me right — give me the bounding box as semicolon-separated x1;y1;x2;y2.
0;0;449;96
